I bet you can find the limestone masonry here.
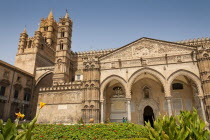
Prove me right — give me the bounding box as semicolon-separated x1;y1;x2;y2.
0;11;210;125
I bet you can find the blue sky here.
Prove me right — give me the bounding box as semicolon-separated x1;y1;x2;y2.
0;0;210;64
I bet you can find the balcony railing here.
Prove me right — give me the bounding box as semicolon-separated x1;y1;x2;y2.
12;98;22;103
0;95;7;101
22;100;30;105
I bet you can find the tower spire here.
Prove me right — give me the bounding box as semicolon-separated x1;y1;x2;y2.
48;9;54;20
23;26;27;33
64;9;69;19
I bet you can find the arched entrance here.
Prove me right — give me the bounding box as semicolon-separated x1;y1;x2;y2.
128;69;164;124
143;106;154;127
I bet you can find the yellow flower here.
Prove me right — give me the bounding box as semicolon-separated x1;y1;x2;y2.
15;112;25;119
20;114;25;119
40;102;46;109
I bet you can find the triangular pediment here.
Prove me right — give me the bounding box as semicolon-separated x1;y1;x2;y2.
100;37;196;62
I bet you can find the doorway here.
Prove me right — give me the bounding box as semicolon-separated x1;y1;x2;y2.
143;106;155;127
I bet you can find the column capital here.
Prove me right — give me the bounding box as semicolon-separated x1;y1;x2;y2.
197;95;204;100
126;98;131;101
100;99;104;103
165;96;172;100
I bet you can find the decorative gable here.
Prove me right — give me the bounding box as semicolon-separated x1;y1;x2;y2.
100;38;196;62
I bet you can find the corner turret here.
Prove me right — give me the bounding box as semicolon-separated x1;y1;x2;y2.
18;27;28;54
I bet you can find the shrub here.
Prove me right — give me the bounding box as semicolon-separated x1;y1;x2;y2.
77;117;84;124
32;123;148;140
146;109;210;140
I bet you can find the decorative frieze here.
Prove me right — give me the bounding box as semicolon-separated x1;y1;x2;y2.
39;81;82;92
100;54;195;70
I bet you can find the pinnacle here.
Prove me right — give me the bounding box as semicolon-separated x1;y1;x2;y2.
48;9;54;20
23;27;27;34
65;9;69;19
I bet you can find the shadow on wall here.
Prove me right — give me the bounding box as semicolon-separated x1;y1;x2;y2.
31;73;53;119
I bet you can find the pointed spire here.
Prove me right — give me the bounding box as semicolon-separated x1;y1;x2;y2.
64;9;69;19
23;26;27;33
37;23;41;31
48;9;54;20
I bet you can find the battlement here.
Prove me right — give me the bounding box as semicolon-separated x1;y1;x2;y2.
39;81;82;92
73;48;116;57
176;37;210;46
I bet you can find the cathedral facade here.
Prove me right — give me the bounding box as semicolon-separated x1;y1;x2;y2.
1;11;210;125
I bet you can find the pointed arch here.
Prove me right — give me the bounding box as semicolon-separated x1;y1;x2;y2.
167;69;203;96
100;75;127;100
128;68;166;95
35;71;53;86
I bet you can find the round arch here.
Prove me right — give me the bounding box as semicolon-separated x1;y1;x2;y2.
128;68;166;96
167;69;203;96
100;75;127;100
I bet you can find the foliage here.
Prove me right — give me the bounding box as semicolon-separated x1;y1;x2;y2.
77;118;84;125
146;109;210;140
0;102;45;140
32;123;148;140
0;119;17;140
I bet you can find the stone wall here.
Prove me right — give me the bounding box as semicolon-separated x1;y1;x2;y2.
37;90;83;124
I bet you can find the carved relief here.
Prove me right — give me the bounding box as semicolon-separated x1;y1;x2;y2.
109;47;132;60
100;39;195;62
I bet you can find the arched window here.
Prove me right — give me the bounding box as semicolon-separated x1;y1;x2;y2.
24;92;31;101
112;86;124;98
14;89;19;99
44;37;47;43
44;26;48;31
60;42;64;50
57;59;62;70
61;30;65;37
172;83;183;90
203;53;209;57
0;86;6;96
28;40;32;48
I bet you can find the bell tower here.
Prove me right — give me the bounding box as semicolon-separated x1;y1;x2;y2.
53;11;73;84
15;11;57;74
39;10;58;50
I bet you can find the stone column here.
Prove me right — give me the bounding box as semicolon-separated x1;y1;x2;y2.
127;98;131;122
166;96;172;116
100;100;104;123
198;96;207;122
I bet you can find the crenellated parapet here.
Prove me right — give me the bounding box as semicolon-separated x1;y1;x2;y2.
176;37;210;47
74;48;116;57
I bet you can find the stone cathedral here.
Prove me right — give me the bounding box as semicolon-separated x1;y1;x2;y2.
1;10;210;125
